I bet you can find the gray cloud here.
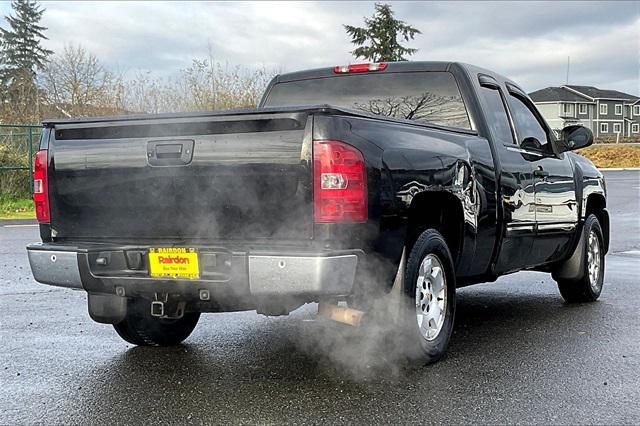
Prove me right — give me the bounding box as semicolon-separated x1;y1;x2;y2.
0;1;638;94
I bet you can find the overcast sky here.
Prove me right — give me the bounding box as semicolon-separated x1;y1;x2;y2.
1;1;638;94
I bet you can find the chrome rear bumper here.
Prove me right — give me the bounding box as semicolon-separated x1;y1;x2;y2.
248;254;357;296
26;243;359;298
27;248;83;289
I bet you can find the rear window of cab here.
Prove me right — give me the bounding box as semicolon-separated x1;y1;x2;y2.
263;71;471;130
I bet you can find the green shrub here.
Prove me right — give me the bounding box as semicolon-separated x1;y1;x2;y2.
0;194;34;219
0;127;40;198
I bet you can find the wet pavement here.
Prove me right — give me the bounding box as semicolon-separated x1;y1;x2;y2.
1;170;639;424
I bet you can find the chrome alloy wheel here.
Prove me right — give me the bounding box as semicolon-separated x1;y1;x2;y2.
415;254;447;341
587;230;602;291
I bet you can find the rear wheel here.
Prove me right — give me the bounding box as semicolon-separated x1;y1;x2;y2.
556;214;605;303
113;298;200;346
401;229;456;364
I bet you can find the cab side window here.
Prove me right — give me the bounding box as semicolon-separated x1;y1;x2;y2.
507;94;549;148
479;86;514;145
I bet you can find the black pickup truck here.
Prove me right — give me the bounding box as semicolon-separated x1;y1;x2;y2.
27;61;608;363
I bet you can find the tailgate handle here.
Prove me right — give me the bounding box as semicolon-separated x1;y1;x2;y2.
147;140;194;166
155;143;182;158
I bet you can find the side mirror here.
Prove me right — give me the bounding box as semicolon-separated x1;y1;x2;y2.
521;136;543;151
557;125;593;153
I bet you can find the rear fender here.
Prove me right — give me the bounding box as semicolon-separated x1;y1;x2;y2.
383;148;479;273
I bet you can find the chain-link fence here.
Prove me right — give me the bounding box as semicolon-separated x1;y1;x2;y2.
0;124;42;198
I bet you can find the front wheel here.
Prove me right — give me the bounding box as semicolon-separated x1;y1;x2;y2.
556;214;605;303
113;298;200;346
401;229;456;364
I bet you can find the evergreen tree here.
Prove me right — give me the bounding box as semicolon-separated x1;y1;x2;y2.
0;0;52;123
344;3;421;62
0;0;52;79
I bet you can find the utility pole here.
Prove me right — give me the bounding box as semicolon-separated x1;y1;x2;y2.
566;56;570;85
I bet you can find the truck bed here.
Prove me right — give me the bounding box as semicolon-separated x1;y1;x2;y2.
44;104;474;243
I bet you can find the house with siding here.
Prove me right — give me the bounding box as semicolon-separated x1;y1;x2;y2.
529;85;640;138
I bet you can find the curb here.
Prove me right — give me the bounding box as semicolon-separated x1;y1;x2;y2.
598;168;640;171
0;218;37;226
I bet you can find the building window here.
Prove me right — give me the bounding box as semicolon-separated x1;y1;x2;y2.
615;104;623;115
600;123;609;133
562;103;572;115
613;123;622;133
578;104;587;114
634;105;640;116
633;123;639;133
600;104;608;115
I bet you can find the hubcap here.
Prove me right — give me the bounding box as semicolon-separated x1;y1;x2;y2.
415;254;447;341
587;230;602;291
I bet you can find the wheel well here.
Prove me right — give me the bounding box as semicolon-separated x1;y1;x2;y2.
405;192;464;265
585;193;609;253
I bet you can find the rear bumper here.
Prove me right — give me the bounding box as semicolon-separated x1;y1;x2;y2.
27;248;83;289
26;243;360;303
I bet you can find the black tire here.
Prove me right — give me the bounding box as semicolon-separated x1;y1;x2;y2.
401;229;456;364
113;298;200;346
557;214;605;303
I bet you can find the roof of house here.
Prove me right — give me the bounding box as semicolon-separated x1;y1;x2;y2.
529;87;590;102
530;85;639;102
565;85;639;101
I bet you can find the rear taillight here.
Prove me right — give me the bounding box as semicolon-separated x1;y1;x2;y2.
313;140;367;223
333;63;387;73
33;150;50;223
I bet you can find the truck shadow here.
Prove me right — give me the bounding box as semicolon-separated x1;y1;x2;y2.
60;285;609;423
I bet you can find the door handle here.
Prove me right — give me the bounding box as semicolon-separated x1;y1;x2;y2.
533;166;549;178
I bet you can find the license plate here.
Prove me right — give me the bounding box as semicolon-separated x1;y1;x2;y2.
148;247;200;279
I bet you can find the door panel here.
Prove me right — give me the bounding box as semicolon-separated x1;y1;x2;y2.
495;148;536;272
476;83;536;273
530;155;577;263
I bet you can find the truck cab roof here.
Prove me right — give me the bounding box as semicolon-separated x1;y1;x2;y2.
274;61;456;83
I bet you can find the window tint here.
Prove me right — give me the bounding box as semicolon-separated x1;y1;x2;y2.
507;94;548;146
264;72;471;129
479;86;514;145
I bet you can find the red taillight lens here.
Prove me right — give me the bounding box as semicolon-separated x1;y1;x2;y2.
313;140;367;223
333;63;388;73
33;150;50;223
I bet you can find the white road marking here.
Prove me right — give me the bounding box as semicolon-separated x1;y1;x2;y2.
619;250;640;257
3;224;38;228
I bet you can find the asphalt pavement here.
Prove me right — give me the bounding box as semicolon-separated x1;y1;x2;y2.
1;170;639;424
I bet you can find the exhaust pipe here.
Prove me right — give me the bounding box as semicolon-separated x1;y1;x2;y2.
318;302;364;327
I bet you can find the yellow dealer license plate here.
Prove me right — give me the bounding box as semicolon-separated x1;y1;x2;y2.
149;247;200;279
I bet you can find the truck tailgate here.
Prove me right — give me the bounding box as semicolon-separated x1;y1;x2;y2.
48;111;314;241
